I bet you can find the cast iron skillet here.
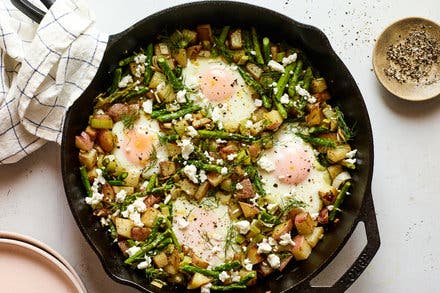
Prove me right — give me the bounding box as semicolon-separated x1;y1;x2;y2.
12;0;380;292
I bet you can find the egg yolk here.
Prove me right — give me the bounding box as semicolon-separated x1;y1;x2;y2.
122;129;154;167
200;65;237;102
273;146;312;185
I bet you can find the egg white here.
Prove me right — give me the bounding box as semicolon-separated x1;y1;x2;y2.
258;123;332;215
182;57;257;132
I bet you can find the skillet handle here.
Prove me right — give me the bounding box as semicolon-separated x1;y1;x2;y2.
297;189;380;292
10;0;54;23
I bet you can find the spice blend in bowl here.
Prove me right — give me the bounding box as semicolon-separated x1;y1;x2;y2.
373;17;440;101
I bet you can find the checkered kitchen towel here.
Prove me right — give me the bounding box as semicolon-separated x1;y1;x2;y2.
0;0;107;164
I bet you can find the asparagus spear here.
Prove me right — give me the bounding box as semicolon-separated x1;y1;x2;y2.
287;59;303;97
181;265;220;278
295;133;336;148
213;261;241;271
145;174;157;193
144;43;154;85
157;57;184;91
190;161;225;174
218;26;230;44
262;37;271;64
151;109;170;119
118;55;135;67
164;218;181;251
245;165;266;197
109;68;122;94
159;134;179;143
329;181;351;221
274;62;296;101
273;98;288;119
335;106;353;142
156;105;202;122
197;129;256;143
262;94;272;108
146;217;164;244
79;166;92;197
251;27;264;65
211;284;247;291
123;86;148;101
155;238;173;250
107;180;124;186
124;231;170;264
242;29;255;62
238;271;257;285
237;66;265;95
302;67;313;91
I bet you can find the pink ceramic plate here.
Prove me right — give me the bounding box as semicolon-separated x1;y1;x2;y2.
0;238;84;293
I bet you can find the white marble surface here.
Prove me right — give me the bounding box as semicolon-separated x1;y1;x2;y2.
1;0;439;292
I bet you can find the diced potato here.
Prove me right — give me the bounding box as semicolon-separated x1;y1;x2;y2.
305;104;324;126
235;178;255;199
327;144;351;163
148;71;166;89
112;186;134;196
196;24;213;42
172;48;187;67
159;161;176;178
220;178;233;192
228;202;243;220
179;179;198;196
248;143;261;159
187;272;212;290
140;207;159;227
207;172;224;187
217;192;231;205
245;63;263;80
75;131;94;152
327;164;343;181
258;262;274;277
194;181;210;201
263;110;283;130
250;120;266;136
157;82;176;103
114;217;134;238
247;220;261;238
173;119;189;136
310;78;327;94
229;28;243;49
272;219;293;240
232;50;249;65
192;117;212;129
314;90;332;103
131;227;151;241
165;142;181;157
118;240;130;255
319;188;337;206
154;43;171;56
153;252;168;268
191;254;209;269
295;212;316;235
102;182;115;204
291;235;312;260
85;126;97;141
239;202;260;218
247;245;264;265
305;226;324;248
187;45;202;59
124;170;141;187
97;129;115;153
78;149;97;170
288;207;304;222
270;45;279;60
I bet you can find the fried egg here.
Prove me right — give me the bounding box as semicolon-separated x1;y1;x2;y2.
172;197;232;266
182;57;257;131
257;123;332;215
112;113;168;177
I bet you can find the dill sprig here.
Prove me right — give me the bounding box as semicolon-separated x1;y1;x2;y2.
279;197;307;216
143;146;158;173
121;112;139;129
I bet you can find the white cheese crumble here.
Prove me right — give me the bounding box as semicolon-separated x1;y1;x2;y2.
267;254;281;269
121;198;146;227
257;239;272;254
227;153;237;161
236;183;243;190
126;246;141;257
245;120;254;129
184;113;193;121
268;237;278;247
176;89;187;103
134;54;147;64
201;283;212;293
186;126;198;137
258;156;276;172
137;256;152;269
254;99;263;107
118;75;133;88
344;158;357;165
218;271;230;282
295;85;316;103
177;139;194;160
282;53;298;66
266;203;278;214
346;149;358;159
85;192;104;206
268;60;285;73
279;233;295;246
199;170;207;183
142;100;153;114
280;93;290;104
231;271;241;282
243;258;253;271
86;169;106;206
164;194;172;204
177;217;189;230
250;50;256;56
234;220;251;235
221;167;228;175
183;164;198;184
115;189;127;203
327;205;334;211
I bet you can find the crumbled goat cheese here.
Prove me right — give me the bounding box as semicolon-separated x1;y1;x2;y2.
118;75;133;88
134;64;144;78
268;60;285;73
134;54;147;64
201;283;212;293
295;85;316;103
243;258;253;271
327;205;334;211
266;203;278;214
236;183;243;190
250;50;256;56
218;271;230;282
227;153;237;161
164;194;172;204
121;198;146;227
257;239;272;254
344;158;357;164
234;220;251;235
178;139;194;160
231;272;241;282
177;218;189;229
310;212;319;220
184;113;193;121
186;126;198;137
183;164;198;184
280;93;290;104
115;189;127;203
270;82;278;88
204;151;215;162
85;192;104;206
199;170;207;183
100;217;110;226
254;99;263;107
216;138;227;144
267;254;281;269
176;89;187;103
105;155;115;162
245;120;254;129
273;87;278;95
258;156;276;172
216;158;224;165
221;167;228;175
137;256;152;269
279;233;295;246
346;149;358;159
268;237;278;246
125;246;141;257
142;100;153;114
282;53;298;66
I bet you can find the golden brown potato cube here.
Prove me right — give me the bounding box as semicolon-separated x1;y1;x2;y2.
235;178;255;199
114;217;134;238
187;45;202;59
228;202;243;220
291;235;312;260
78;149;97;170
153;252;168;268
172;48;187;67
131;227;151;241
196;24;213;42
157;82;176;103
140;207;159;227
229;28;243;49
295;212;316;235
159;161;176;178
187;272;212;290
305;226;324;248
272;219;293;240
258;262;274;277
148;71;166;89
113;186;134;196
314;90;332;103
245;62;263;80
97;129;115;153
310;78;328;94
123;170;141;187
194;181;210;201
192;117;212;129
207;172;224;187
179;178;198;196
75;131;94;152
191;253;209;269
85;126;97;141
288;207;304;222
327;164;343;181
263;110;283;130
327;144;351;163
305;104;324;126
247;245;264;265
101;182;115;204
248;143;261;159
164;248;180;275
166;142;181;157
239;202;260;218
154;43;170;56
319;188;337;206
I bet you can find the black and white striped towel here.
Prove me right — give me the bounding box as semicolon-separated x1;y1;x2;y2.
0;0;107;164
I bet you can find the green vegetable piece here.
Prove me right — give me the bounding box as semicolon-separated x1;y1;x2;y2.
238;271;257;285
251;27;264;65
181;265;220;278
262;94;271;109
262;37;271;64
295;133;336;148
157;57;184;91
125;231;170;264
144;44;154;85
156;105;202;122
274;62;296;101
89;117;113;129
79;166;92;197
109;68;122;94
335;106;353;142
245;165;266;196
237;66;265;95
107;180;124;186
190;161;225;173
210;284;247;291
151;109;170;119
118;55;135;67
302;67;313;91
197;129;256;143
145;174;157;193
287;59;303;97
329;181;351;221
219;26;230;44
213;261;241;271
